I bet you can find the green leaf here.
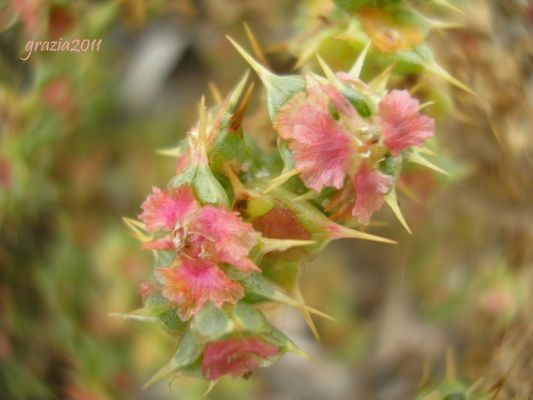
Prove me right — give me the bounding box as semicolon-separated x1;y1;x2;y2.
265;74;306;121
227;36;305;121
232;302;268;334
157;308;187;334
169;165;196;188
144;328;202;387
192;165;230;206
191;302;233;340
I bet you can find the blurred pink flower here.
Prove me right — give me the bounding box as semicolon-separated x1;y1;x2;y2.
41;77;77;118
0;158;12;188
379;90;434;156
352;164;393;225
159;259;243;321
201;337;278;380
11;0;38;35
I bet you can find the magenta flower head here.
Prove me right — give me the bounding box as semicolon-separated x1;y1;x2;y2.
201;336;278;380
274;75;356;192
139;184;260;272
379;90;435;156
158;259;243;321
265;61;435;225
351;163;393;225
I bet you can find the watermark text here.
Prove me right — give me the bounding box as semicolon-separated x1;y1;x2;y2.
20;38;102;61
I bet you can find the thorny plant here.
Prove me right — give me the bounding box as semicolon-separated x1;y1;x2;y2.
119;0;476;393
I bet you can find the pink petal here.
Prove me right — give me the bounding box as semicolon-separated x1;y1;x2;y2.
290;109;353;191
139;185;199;232
201;337;278;381
191;206;261;272
379;90;435;156
352;164;393;225
273;92;308;140
159;259;243;321
274;75;355;192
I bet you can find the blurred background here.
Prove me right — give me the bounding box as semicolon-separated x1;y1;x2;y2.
0;0;532;399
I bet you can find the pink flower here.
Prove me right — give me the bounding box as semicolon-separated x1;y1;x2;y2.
379;90;434;156
140;186;198;232
274;76;355;191
201;337;278;380
159;259;243;321
140;185;260;272
190;206;261;272
352;164;393;225
11;0;38;35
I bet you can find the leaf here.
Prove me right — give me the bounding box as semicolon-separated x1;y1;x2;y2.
257;237;315;257
191;301;233;340
262;169;300;194
169;165;197;188
384;189;412;234
227;36;305;120
406;150;449;176
349;40;371;78
192;165;230;207
239;273;335;321
144;329;202;387
232;302;268;333
157;308;187;334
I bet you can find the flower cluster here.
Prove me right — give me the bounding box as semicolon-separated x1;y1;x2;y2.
139;185;259;320
125;37;440;386
274;72;434;224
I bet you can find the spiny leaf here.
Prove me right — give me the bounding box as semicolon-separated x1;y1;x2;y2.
122;217;150;242
156;146;184;157
204;380;218;396
329;223;397;244
244;22;270;67
294;284;320;341
294;191;320;202
225;70;251;116
349;40;371;79
262;169;300;194
239;273;335;321
108;312;158;323
316;54;342;86
407;150;449;176
286;341;313;361
208;81;222;103
144;329;202;387
384;189;412;234
258;237;315;256
227;36;305;120
369;64;395;93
